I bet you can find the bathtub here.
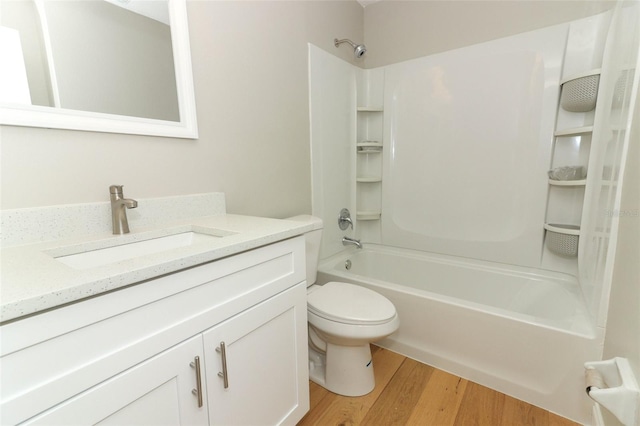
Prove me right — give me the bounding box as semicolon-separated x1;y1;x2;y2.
317;244;600;423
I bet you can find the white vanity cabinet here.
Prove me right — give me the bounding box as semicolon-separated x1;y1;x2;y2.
22;335;209;425
204;286;306;425
0;237;309;425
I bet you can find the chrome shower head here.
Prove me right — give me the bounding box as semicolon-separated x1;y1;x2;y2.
334;38;367;59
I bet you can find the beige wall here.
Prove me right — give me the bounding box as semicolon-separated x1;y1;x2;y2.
363;0;614;68
0;1;364;217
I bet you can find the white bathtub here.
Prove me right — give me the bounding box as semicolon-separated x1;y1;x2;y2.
317;244;600;423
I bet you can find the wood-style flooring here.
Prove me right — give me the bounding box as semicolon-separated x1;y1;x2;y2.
297;346;580;426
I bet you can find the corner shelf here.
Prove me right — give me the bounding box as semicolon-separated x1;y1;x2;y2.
545;66;600;259
356;107;383;223
548;179;587;186
544;223;580;257
560;69;601;113
357;176;382;183
554;126;594;137
560;68;601;85
356;211;381;220
357;142;382;154
544;222;580;234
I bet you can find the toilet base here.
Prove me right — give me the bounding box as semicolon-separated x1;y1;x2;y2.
308;343;375;397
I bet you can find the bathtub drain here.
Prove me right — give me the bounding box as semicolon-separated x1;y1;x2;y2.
345;260;352;270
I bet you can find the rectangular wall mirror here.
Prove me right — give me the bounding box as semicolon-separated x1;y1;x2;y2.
0;0;198;139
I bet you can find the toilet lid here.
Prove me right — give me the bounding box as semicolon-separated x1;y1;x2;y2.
307;282;396;325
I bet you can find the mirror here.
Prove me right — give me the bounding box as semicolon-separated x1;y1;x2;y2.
0;0;197;138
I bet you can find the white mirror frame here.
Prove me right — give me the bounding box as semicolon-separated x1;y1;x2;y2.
0;0;198;139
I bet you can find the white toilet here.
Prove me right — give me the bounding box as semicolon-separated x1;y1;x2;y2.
288;215;399;397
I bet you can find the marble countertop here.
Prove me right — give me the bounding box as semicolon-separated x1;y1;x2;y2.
0;214;312;323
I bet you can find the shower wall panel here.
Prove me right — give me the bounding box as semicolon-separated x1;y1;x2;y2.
381;25;568;267
578;3;640;326
308;44;358;259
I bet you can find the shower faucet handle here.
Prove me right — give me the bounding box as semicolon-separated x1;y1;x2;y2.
338;208;353;230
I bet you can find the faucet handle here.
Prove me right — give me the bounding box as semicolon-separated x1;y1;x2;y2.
109;185;124;195
338;208;353;230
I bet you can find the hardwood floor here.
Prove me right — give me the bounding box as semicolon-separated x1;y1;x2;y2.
297;346;580;426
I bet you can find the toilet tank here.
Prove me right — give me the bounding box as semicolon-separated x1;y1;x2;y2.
286;215;323;286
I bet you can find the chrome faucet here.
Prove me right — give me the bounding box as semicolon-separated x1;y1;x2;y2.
342;236;363;249
110;185;138;235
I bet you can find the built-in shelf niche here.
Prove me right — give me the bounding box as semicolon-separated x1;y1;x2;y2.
356;141;382;183
544;67;600;263
357;111;383;144
356;116;382;220
355;69;384;245
546;185;586;225
550;129;592;171
555;69;601;131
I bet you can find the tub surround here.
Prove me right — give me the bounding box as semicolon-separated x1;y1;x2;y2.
0;192;312;323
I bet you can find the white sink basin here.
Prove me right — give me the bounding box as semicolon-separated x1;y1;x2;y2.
55;231;225;270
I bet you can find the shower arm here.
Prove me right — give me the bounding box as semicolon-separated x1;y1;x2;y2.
334;38;367;59
334;38;357;49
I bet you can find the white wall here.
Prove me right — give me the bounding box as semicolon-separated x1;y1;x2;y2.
309;45;358;259
379;26;565;267
0;0;364;218
576;1;640;332
603;93;640;376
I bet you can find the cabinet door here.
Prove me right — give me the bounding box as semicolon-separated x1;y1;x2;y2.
24;336;208;426
203;284;309;426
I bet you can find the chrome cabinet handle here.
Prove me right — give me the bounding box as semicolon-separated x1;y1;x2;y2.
216;341;229;389
190;356;203;407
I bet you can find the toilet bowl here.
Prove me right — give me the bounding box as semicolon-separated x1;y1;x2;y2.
307;282;399;396
287;215;400;397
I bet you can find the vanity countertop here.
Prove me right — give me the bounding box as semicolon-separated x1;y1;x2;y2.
0;214;312;323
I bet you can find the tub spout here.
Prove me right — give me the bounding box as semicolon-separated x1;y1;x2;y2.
342;236;363;249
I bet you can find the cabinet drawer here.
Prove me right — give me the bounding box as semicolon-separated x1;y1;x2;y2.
0;237;304;425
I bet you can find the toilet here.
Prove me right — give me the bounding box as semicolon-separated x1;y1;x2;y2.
288;215;399;397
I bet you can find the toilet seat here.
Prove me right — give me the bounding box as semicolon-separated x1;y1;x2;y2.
307;282;396;325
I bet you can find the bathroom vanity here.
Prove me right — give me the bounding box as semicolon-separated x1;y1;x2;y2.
0;196;311;425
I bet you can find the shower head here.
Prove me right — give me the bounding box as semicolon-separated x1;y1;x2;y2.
354;44;367;58
334;38;367;59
